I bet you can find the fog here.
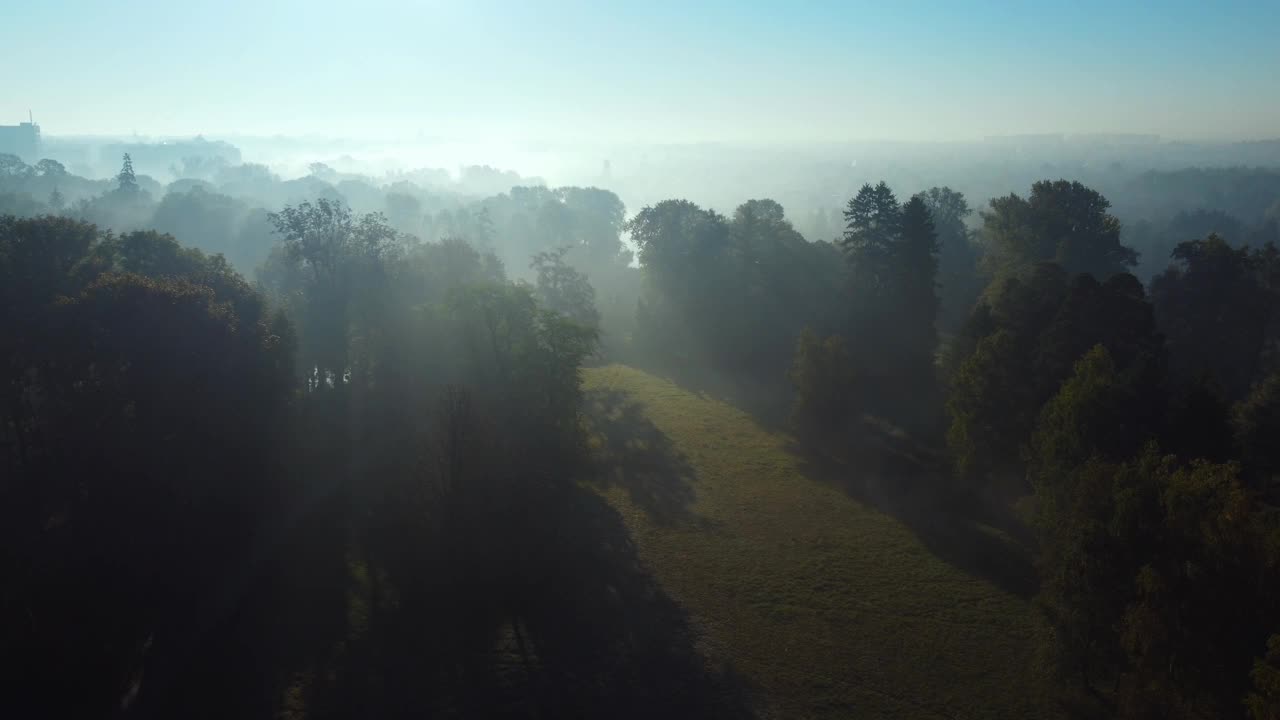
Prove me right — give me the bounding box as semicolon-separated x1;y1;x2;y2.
7;2;1280;719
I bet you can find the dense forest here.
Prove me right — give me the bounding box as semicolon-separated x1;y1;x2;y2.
4;145;1280;719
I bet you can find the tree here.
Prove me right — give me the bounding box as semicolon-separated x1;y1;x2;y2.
1161;373;1235;463
627;199;733;364
946;329;1031;489
981;180;1136;279
1032;273;1164;414
841;181;902;293
264;199;400;380
0;153;32;178
385;191;423;235
308;161;336;180
1234;370;1280;497
838;183;940;429
269;198;398;283
558;186;630;270
530;246;600;330
1151;234;1275;400
1029;345;1153;496
1033;444;1273;714
922;186;981;331
788;327;858;435
150;187;251;267
898;195;941;356
728;198;841;381
34;158;67;179
0;215;293;715
116;153;138;193
48;186;65;211
1248;635;1280;720
447;283;598;449
945;267;1164;492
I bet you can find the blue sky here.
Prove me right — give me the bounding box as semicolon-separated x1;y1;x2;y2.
4;0;1278;142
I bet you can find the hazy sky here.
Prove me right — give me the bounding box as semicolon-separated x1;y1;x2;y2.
5;0;1278;143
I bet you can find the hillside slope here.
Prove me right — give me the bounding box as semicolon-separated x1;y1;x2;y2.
583;364;1059;719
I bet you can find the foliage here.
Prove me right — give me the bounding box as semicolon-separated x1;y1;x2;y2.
1151;234;1278;400
787;327;858;433
0;215;292;715
922;186;982;332
1161;373;1235;463
1248;635;1280;720
530;245;601;330
839;183;942;429
1033;445;1279;716
945;265;1163;492
117;152;138;193
1235;370;1280;497
262;199;401;379
842;181;903;293
946;330;1031;488
628;197;843;390
981;179;1136;279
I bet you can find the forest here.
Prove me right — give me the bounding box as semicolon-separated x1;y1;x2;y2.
4;142;1280;720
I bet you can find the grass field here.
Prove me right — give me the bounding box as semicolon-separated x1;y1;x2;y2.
583;364;1061;719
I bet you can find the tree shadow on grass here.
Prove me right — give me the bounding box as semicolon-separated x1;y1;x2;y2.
291;481;755;719
789;422;1039;600
147;427;753;718
584;388;706;527
516;486;756;719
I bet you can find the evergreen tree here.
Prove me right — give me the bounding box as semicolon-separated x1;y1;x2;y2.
841;181;902;293
899;194;941;352
838;183;942;429
116;153;138;193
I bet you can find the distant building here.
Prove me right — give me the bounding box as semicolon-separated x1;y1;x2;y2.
1067;133;1161;145
0;118;41;162
983;133;1065;146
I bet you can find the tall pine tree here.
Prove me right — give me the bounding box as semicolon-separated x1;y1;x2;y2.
842;181;902;295
116;153;138;193
839;183;942;431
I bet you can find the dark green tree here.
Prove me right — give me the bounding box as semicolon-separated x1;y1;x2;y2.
841;181;902;293
531;245;600;330
1151;234;1275;400
946;329;1031;489
898;195;941;357
0;215;292;715
264;199;400;382
116;152;138;193
921;186;981;332
788;327;858;435
1234;369;1280;497
981;180;1136;279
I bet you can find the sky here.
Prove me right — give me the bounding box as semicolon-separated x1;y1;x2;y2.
4;0;1279;144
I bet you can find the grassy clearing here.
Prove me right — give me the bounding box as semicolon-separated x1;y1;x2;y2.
583;364;1060;719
